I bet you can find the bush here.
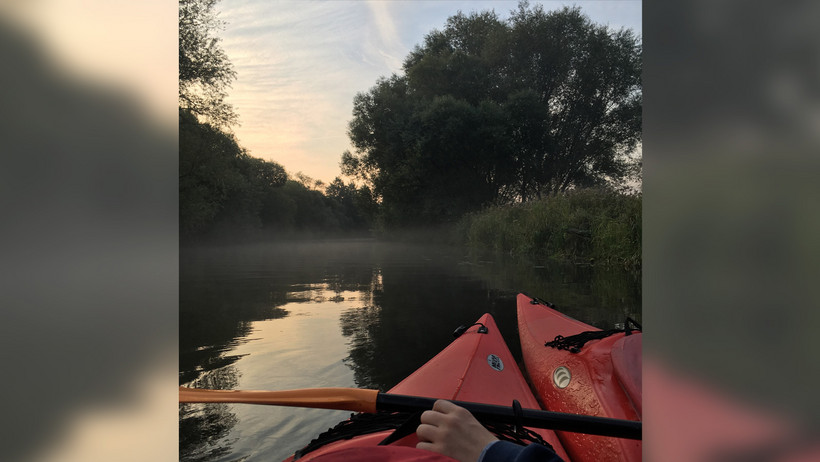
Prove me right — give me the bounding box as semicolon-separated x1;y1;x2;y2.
458;189;641;266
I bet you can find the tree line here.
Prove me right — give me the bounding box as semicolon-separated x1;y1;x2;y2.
179;0;641;240
179;106;375;239
179;0;374;240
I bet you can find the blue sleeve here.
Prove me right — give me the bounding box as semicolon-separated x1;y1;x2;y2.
478;440;564;462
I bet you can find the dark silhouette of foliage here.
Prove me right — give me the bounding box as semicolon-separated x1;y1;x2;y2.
180;109;375;239
259;179;375;234
179;0;237;127
180;108;374;239
325;178;377;230
180;109;289;238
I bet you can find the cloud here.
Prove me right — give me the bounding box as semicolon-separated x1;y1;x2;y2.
216;1;411;182
364;1;405;71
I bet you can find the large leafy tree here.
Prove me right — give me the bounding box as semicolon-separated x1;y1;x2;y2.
343;3;641;225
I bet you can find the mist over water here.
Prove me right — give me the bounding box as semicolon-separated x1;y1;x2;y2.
179;239;640;461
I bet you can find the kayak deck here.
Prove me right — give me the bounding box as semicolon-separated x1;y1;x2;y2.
517;293;641;462
287;313;569;461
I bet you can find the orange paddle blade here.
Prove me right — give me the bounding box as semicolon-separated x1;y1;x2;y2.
179;387;380;413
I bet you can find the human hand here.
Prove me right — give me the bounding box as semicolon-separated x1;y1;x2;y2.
416;399;499;462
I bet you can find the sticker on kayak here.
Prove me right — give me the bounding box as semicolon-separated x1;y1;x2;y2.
487;354;504;371
553;366;571;388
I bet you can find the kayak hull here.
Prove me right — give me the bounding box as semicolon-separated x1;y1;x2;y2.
517;293;641;462
285;313;569;461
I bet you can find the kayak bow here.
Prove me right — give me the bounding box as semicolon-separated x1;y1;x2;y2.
517;293;642;462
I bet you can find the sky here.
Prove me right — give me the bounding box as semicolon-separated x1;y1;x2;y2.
218;0;642;185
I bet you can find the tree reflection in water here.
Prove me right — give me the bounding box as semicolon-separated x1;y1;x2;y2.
338;261;506;391
337;250;640;393
180;366;241;462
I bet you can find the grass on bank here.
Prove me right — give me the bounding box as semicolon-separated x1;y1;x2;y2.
456;189;641;266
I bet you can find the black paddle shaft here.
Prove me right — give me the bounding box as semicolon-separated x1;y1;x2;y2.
376;393;641;440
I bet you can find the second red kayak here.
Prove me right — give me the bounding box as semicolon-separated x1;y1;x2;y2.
517;293;642;462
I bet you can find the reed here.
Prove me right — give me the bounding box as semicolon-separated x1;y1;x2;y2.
458;189;641;266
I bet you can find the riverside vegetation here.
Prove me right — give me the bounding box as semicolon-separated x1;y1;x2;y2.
455;189;641;267
179;0;641;267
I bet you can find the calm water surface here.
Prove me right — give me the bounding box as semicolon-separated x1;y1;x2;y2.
180;239;640;461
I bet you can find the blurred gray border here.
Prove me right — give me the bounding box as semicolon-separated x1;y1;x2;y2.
0;10;178;462
644;0;820;430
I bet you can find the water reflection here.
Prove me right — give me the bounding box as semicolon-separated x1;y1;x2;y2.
180;365;241;462
179;240;641;462
180;264;292;385
339;259;508;391
180;402;238;462
459;252;642;328
340;305;383;389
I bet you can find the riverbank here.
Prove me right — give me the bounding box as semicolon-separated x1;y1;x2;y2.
454;189;641;267
183;189;641;269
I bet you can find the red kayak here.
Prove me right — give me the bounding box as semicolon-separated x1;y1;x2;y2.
285;313;571;461
517;293;642;462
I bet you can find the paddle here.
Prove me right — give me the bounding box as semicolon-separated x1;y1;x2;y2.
179;386;641;440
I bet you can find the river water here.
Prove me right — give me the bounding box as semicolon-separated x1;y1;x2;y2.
179;239;640;462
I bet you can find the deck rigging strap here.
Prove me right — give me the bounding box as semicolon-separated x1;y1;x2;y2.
294;412;407;459
545;317;642;353
293;409;552;459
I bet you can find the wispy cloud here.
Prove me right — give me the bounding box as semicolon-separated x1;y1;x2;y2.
214;0;416;181
365;1;405;71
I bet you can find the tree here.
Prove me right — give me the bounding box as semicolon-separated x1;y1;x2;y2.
325;178;378;230
504;4;641;196
343;3;641;225
180;108;288;237
179;0;237;127
179;0;378;239
179;108;244;235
